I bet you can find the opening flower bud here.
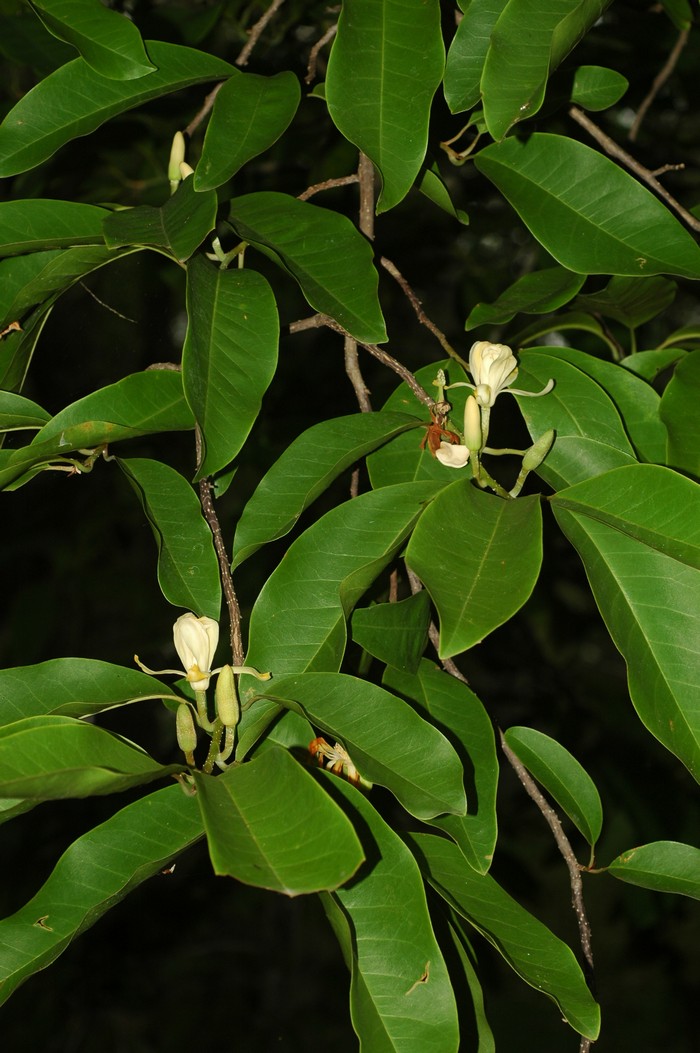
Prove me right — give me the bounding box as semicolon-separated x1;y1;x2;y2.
168;131;186;188
215;665;240;728
463;395;482;452
173;613;219;692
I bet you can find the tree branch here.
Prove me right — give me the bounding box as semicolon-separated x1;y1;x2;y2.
379;256;468;368
236;0;287;67
629;27;689;142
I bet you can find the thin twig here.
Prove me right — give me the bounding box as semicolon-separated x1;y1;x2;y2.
79;282;136;323
195;427;245;666
305;22;337;84
236;0;287;67
379;256;467;368
629;27;689;142
184;81;223;138
569;105;700;233
297;174;359;201
407;568;470;683
499;729;595;982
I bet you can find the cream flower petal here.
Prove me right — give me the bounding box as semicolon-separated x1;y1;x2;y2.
435;442;471;468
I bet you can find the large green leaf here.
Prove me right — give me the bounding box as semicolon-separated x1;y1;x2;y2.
406;482;543;658
443;0;502;114
31;0;155;80
575;275;676;329
231;411;420;568
323;783;460;1052
0;716;183;799
0;200;109;256
227;192;386;344
259;672;466;820
551;464;700;780
351;592;431;673
607;841;700;900
194;747;363;894
0;391;50;432
103;176;218;262
0;784;203;1006
325;0;445;213
194;71;300;192
118;457;221;620
0;41;235;177
0;370;194;490
660;349;700;477
182;255;279;479
384;661;498;875
0;659;176;727
411;833;600;1040
516;350;638;489
0;304;52;393
465;266;584;330
475;134;700;278
504;727;603;847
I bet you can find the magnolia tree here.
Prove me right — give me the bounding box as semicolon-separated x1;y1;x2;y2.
1;1;699;1050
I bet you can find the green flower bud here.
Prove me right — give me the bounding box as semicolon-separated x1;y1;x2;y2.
215;665;240;728
176;703;197;755
522;429;555;471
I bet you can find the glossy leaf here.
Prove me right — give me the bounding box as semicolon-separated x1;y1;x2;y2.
325;0;445;212
242;482;442;682
444;0;502;113
351;592;431;673
660;0;694;30
118;457;221;619
411;832;600;1040
417;166;469;225
194;747;363;895
570;65;628;110
384;660;498;875
607;841;700;900
182;255;279;479
0;304;52;393
0;41;235;177
0;371;194;490
516;350;638;489
621;347;685;382
659;349;700;477
0;659;176;727
0;785;203;1006
514;309;611;351
195;71;300;192
475;134;700;278
0;200;109;256
465;267;584;329
0;391;50;432
324;783;460;1052
448;925;496;1052
103;176;217;262
504;726;603;846
231;411;420;569
228;192;386;344
259;672;467;820
0;716;183;799
575;275;676;328
31;0;155;80
406;482;543;658
551;464;700;780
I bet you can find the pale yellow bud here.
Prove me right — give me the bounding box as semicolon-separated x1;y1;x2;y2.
215;665;240;728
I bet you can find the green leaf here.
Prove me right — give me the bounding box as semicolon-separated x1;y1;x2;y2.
194;71;300;192
660;0;694;30
513;309;611;351
406;482;543;659
504;727;603;846
384;661;498;875
194;747;363;895
621;347;685;382
575;275;676;328
417;166;469;225
324;784;460;1052
448;925;496;1052
551;464;700;781
182;255;279;479
0;784;203;1006
475;134;700;278
242;481;443;680
0;200;109;256
0;41;235;177
659;349;700;477
0;304;52;393
351;592;431;673
31;0;155;80
465;267;584;329
231;411;420;569
411;832;600;1039
0;715;183;799
0;370;194;490
118;457;221;618
228;192;386;344
444;0;502;114
325;0;445;213
607;841;700;900
570;65;628;110
0;659;176;727
516;350;638;488
0;391;50;432
103;176;218;262
259;672;467;821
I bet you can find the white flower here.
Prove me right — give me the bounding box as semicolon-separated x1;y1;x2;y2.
435;442;471;468
173;613;219;692
467;340;554;407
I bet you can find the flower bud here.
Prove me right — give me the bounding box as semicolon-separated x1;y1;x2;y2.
215;665;240;728
463;395;482;452
176;703;197;755
469;340;518;407
522;429;555;471
173;613;219;692
168;131;186;190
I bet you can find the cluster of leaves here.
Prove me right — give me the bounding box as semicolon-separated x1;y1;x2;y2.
0;1;699;1049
